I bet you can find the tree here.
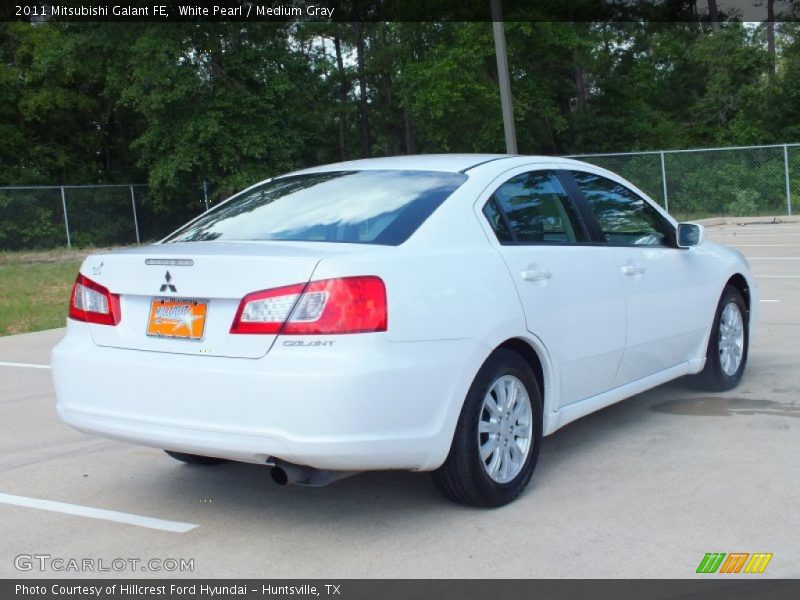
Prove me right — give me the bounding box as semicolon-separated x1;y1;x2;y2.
1;22;143;184
120;23;331;212
0;16;797;205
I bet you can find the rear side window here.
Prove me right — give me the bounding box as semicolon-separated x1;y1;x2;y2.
165;170;467;246
571;171;674;247
483;170;585;244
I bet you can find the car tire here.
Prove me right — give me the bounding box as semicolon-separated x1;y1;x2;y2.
164;450;228;466
693;285;749;392
433;349;542;507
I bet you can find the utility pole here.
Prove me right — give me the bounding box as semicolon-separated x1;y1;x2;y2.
491;0;517;154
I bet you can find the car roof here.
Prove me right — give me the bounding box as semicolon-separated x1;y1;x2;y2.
285;154;602;176
285;154;519;175
279;155;620;181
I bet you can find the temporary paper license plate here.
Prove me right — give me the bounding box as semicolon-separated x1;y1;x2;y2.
146;298;208;340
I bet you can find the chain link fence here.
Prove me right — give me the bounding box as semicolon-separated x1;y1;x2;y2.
1;143;799;251
0;184;208;251
569;143;799;221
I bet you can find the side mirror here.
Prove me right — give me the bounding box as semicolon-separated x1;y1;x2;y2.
677;222;706;248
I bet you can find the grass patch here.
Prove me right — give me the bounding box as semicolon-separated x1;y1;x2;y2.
0;249;105;336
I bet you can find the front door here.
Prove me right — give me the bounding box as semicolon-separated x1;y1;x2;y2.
569;169;710;385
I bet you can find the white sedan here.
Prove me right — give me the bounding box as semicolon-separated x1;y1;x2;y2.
52;154;756;506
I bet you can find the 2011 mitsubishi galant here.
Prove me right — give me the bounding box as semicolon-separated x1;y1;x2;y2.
52;155;756;506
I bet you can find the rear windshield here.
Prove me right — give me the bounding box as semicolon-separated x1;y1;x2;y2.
164;170;468;246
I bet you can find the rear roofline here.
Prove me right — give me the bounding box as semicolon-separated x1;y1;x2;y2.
282;154;514;176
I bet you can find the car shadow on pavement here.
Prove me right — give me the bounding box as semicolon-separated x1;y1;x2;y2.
133;378;704;525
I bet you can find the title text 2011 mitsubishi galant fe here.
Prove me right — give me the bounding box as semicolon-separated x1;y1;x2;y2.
52;155;756;506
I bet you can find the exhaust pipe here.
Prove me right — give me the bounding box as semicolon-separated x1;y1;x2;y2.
269;458;356;487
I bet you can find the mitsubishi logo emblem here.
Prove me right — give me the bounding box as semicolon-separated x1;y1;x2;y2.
160;271;177;293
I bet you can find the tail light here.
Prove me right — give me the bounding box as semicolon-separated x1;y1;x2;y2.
68;274;121;326
231;276;387;335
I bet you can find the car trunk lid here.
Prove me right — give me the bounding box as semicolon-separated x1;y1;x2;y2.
80;242;348;359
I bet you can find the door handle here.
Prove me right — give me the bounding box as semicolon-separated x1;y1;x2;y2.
521;268;552;283
621;264;645;276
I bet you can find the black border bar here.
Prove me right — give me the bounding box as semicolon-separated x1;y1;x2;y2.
5;580;800;600
3;0;798;23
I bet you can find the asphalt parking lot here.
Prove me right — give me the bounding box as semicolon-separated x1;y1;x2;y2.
1;219;798;579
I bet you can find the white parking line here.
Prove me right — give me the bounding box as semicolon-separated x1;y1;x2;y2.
747;257;800;260
715;232;800;237
0;492;198;533
712;226;800;232
755;275;800;279
726;244;800;247
0;361;50;369
760;299;781;303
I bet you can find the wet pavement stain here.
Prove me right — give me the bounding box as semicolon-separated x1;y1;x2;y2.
651;396;800;419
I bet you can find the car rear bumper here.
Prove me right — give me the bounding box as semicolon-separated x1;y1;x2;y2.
52;321;485;471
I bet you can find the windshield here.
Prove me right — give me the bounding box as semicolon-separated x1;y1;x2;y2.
165;170;468;246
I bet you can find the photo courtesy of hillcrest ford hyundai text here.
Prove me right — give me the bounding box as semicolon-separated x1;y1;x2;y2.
52;154;756;507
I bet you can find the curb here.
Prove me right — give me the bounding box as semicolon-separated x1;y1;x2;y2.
695;215;800;227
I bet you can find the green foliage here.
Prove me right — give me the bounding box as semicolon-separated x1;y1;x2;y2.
660;149;787;219
0;191;65;250
398;23;504;153
119;23;331;212
727;189;760;216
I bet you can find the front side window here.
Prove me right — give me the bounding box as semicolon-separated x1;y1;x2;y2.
572;171;674;247
483;170;585;244
165;170;467;246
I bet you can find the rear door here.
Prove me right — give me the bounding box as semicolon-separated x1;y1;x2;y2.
567;169;710;385
477;167;627;407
